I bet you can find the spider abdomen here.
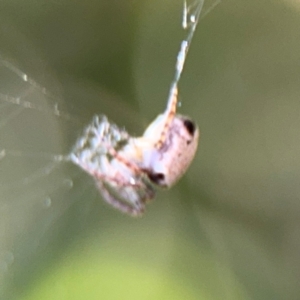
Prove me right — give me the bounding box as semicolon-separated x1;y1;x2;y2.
141;114;199;187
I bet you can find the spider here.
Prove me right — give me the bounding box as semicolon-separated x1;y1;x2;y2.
70;86;199;216
69;0;207;216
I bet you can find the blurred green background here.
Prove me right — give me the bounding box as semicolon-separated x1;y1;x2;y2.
0;0;300;299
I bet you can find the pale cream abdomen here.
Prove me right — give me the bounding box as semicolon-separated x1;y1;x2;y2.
141;114;199;187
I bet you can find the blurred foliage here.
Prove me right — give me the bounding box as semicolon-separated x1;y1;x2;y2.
0;0;300;299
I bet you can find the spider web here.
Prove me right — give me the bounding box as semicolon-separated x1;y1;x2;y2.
0;55;90;298
0;0;223;297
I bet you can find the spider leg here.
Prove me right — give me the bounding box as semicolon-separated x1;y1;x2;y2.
90;124;141;174
106;146;141;173
89;167;144;189
93;169;156;205
154;85;178;149
95;180;145;217
79;157;155;198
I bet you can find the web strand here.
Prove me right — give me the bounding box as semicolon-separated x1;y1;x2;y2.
0;56;75;121
165;0;204;116
165;0;222;114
